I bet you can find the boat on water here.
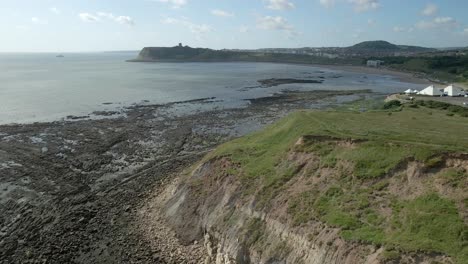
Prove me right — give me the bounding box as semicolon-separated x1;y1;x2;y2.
56;54;65;58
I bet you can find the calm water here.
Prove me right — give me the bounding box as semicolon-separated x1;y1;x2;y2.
0;52;420;124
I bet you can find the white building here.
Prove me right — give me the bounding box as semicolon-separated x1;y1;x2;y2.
366;60;384;67
444;85;465;97
418;85;443;96
404;89;417;94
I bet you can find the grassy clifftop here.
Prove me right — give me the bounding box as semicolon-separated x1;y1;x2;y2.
130;45;363;65
201;104;468;263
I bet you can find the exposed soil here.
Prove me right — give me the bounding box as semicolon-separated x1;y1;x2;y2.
0;90;369;263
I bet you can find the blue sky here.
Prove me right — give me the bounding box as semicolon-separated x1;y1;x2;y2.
1;0;467;52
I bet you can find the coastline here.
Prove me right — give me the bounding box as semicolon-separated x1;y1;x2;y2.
320;64;434;85
128;58;433;86
0;89;372;263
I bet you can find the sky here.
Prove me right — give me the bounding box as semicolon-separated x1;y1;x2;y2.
1;0;468;52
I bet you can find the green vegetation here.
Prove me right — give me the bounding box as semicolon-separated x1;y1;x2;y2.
439;168;467;188
382;100;402;110
205;104;468;262
208;106;468;183
379;55;468;82
389;194;468;262
135;44;467;83
135;46;363;65
349;40;433;53
413;100;468;117
289;188;467;262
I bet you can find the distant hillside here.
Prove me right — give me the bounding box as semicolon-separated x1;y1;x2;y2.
131;41;435;63
346;40;435;54
135;45;215;61
128;45;363;65
348;40;401;51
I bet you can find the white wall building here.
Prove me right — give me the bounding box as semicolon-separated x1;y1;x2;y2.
366;60;384;67
404;89;417;94
418;85;443;96
444;85;465;97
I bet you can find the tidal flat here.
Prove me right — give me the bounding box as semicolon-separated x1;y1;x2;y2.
0;89;370;263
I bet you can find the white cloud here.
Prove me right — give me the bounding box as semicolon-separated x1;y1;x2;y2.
162;17;212;36
348;0;379;12
115;16;134;26
211;9;234;17
256;15;298;37
79;13;99;22
156;0;187;9
31;17;48;25
257;16;293;31
80;12;134;26
416;16;458;30
319;0;335;8
49;7;60;15
434;16;456;25
264;0;295;10
421;3;438;16
97;12;115;19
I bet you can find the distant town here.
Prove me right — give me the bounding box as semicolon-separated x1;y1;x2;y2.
226;40;467;59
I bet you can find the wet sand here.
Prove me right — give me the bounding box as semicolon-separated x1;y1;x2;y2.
321;65;433;85
0;89;370;263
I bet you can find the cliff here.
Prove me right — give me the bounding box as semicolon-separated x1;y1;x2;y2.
158;104;468;263
133;45;217;61
128;45;363;65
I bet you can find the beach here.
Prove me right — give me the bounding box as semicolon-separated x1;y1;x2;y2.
0;89;372;263
0;55;436;263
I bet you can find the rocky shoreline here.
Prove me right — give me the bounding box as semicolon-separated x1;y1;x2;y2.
258;78;324;87
0;90;370;263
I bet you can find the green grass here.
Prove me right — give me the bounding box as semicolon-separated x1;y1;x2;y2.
208;106;468;184
289;187;467;262
204;106;468;262
389;194;468;263
414;100;468;117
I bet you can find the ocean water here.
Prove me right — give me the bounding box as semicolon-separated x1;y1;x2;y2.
0;52;420;124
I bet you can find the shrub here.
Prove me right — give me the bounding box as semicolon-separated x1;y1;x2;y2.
383;100;402;110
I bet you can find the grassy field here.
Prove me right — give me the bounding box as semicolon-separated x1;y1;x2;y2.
206;103;468;263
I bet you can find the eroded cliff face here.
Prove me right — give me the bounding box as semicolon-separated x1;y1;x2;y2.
163;158;361;264
157;137;466;264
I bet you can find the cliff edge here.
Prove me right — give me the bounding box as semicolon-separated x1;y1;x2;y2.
157;104;468;263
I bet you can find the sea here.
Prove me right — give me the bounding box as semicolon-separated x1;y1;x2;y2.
0;52;421;125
